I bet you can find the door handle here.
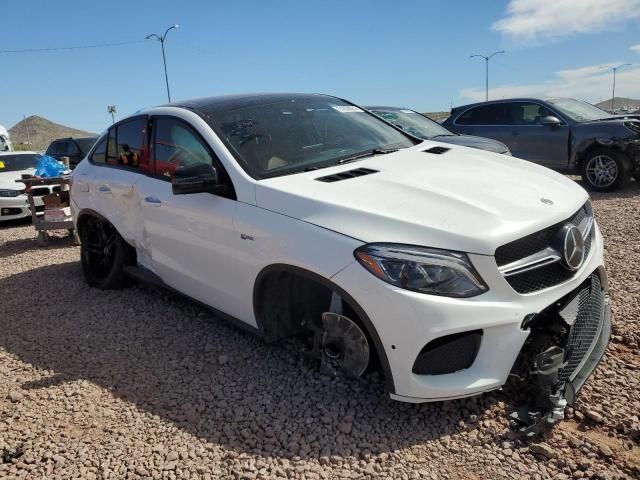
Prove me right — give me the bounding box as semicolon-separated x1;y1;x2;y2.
144;196;162;205
98;185;111;193
511;130;519;136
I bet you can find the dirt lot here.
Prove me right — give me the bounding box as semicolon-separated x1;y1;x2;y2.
1;181;639;479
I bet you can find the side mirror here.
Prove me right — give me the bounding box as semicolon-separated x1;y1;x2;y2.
172;164;226;195
539;116;562;127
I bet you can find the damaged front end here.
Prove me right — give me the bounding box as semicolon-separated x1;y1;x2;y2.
508;269;612;436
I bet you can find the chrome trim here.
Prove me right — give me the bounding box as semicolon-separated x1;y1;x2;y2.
498;211;595;278
499;247;561;277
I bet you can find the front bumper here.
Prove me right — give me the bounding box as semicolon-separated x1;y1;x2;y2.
0;195;35;221
331;222;608;403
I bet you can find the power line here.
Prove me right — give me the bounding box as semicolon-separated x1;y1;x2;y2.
0;40;146;54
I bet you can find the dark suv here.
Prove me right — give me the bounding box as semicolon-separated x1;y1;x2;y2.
45;137;98;169
443;97;640;191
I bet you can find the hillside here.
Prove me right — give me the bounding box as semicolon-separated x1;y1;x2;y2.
9;116;95;151
424;111;450;123
595;97;640;111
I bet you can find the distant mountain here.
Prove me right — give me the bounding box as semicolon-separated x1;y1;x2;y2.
595;97;640;111
424;111;450;123
8;116;96;152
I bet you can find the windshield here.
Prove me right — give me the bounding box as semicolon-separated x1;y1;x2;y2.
0;153;41;172
370;109;451;139
546;98;612;122
205;97;416;179
75;137;98;154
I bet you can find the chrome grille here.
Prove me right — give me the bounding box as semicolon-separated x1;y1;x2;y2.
496;202;594;294
31;187;51;196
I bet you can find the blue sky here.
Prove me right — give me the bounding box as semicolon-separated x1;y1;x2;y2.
1;0;639;133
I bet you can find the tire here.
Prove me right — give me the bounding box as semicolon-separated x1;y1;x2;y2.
581;149;632;192
80;216;133;289
36;231;49;247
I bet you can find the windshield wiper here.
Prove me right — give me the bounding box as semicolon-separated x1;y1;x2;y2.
337;148;399;165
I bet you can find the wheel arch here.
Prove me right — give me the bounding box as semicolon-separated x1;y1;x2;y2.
252;263;396;394
76;208;111;237
574;138;626;171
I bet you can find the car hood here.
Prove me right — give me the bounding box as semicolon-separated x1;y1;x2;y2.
431;134;510;154
0;168;33;190
255;143;588;255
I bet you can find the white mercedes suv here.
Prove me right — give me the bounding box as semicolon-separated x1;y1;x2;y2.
71;94;610;431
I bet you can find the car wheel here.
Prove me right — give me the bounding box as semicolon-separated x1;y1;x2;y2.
80;216;133;289
582;149;631;192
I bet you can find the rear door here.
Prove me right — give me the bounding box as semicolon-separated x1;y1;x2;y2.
451;103;515;148
89;117;150;244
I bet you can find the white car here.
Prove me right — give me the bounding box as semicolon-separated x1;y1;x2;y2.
71;94;610;430
0;151;51;222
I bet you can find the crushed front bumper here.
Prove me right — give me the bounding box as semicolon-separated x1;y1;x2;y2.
330;218;609;413
509;269;611;434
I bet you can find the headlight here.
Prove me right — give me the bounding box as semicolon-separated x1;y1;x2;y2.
0;189;23;198
354;243;488;298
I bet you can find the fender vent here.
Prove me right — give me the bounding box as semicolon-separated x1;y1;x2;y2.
315;167;378;183
423;146;450;155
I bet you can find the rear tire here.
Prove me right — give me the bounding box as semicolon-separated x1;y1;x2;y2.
581;149;631;192
80;216;133;289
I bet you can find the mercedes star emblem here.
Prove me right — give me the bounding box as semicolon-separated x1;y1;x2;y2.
562;224;585;271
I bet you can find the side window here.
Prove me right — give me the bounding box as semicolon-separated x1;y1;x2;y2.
511;103;554;125
153;117;216;179
90;136;107;164
456;104;510;125
54;142;68;155
67;142;80;155
107;128;117;165
46;142;57;155
115;118;149;171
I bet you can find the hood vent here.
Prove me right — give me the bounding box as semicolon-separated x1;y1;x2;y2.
423;146;450;155
316;167;378;183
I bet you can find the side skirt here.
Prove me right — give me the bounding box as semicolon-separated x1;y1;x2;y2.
123;264;263;338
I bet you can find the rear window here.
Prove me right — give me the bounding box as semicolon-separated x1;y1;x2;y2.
75;138;98;154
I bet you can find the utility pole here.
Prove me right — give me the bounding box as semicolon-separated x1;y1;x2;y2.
600;64;631;112
23;115;31;148
470;51;505;102
146;24;180;102
107;105;117;124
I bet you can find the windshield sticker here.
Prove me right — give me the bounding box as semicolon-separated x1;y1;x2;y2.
332;106;364;113
400;109;417;113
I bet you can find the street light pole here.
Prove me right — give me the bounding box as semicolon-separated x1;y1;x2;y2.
146;24;180;103
470;51;505;102
600;64;631;112
107;105;116;124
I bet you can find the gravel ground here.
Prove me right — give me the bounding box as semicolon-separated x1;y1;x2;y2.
1;180;639;479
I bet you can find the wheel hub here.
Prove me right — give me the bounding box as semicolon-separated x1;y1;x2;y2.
586;155;617;187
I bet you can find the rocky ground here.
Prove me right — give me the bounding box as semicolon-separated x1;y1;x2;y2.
0;180;639;479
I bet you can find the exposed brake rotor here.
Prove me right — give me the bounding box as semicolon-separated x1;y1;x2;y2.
319;312;370;378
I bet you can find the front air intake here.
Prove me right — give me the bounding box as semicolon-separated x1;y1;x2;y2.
315;167;378;183
412;330;482;375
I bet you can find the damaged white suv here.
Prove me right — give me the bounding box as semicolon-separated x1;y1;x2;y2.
71;94;610;430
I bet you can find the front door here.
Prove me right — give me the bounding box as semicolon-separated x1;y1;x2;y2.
135;116;245;320
507;102;570;168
